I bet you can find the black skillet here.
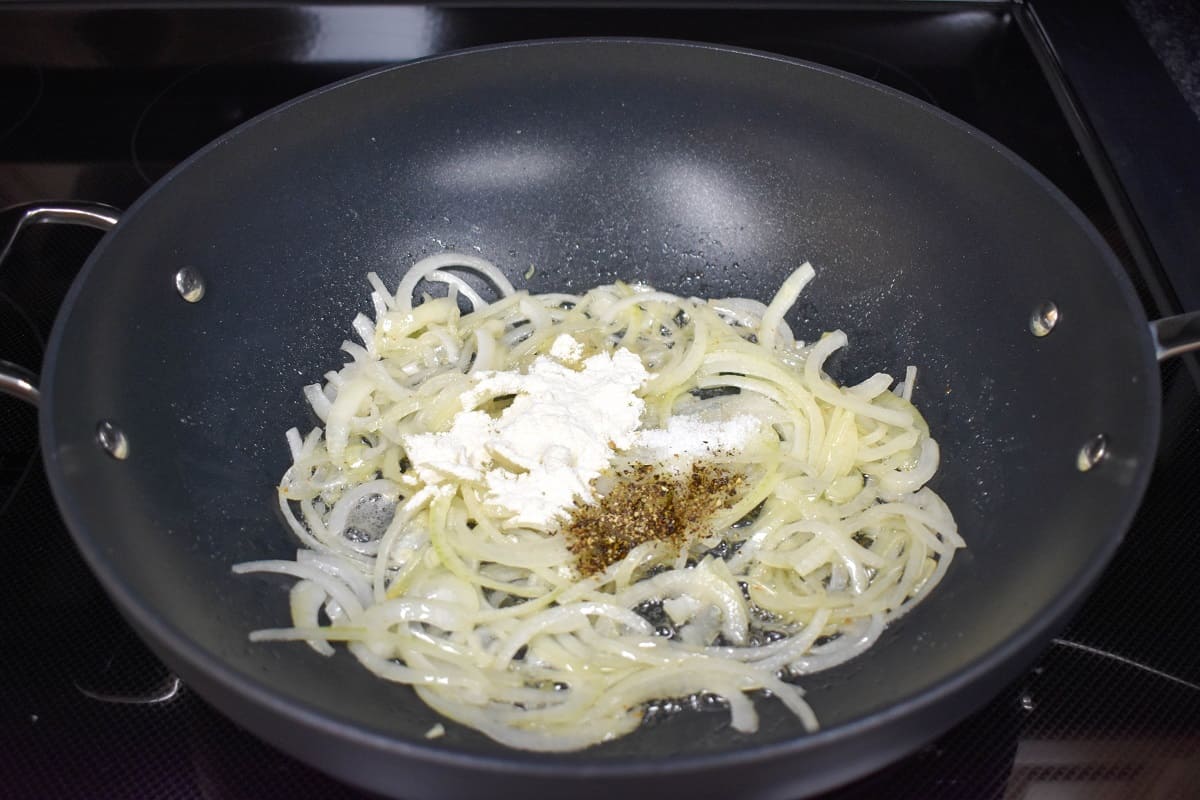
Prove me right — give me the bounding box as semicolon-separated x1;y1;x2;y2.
2;40;1198;800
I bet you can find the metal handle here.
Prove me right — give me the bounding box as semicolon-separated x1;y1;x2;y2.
1151;311;1200;361
0;360;40;405
0;202;122;407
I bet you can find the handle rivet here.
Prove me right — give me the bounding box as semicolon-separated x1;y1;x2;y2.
174;268;205;303
96;421;129;460
1076;434;1107;472
1030;301;1059;337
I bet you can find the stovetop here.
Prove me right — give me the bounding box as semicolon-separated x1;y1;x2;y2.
2;3;1198;799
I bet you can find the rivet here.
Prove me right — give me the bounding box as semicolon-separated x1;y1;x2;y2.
174;267;205;303
1030;301;1059;337
96;420;129;460
1076;434;1108;472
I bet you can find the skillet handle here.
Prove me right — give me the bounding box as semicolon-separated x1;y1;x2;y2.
0;202;123;406
0;202;186;704
1150;311;1200;361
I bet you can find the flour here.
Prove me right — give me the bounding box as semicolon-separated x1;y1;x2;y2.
402;334;763;528
548;333;584;364
401;336;649;528
402;410;493;483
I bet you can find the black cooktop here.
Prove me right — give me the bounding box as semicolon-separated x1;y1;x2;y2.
2;3;1198;799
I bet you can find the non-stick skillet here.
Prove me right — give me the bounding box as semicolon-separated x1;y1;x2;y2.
2;40;1198;800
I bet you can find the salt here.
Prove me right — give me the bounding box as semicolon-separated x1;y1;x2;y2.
635;413;761;462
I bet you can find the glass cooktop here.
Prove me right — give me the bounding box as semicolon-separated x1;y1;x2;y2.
1;3;1197;798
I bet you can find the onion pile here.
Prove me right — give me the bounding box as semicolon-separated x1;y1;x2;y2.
235;253;962;751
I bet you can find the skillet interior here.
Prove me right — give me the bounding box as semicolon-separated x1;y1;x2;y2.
40;39;1159;796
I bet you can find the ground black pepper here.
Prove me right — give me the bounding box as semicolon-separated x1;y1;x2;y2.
563;461;743;576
